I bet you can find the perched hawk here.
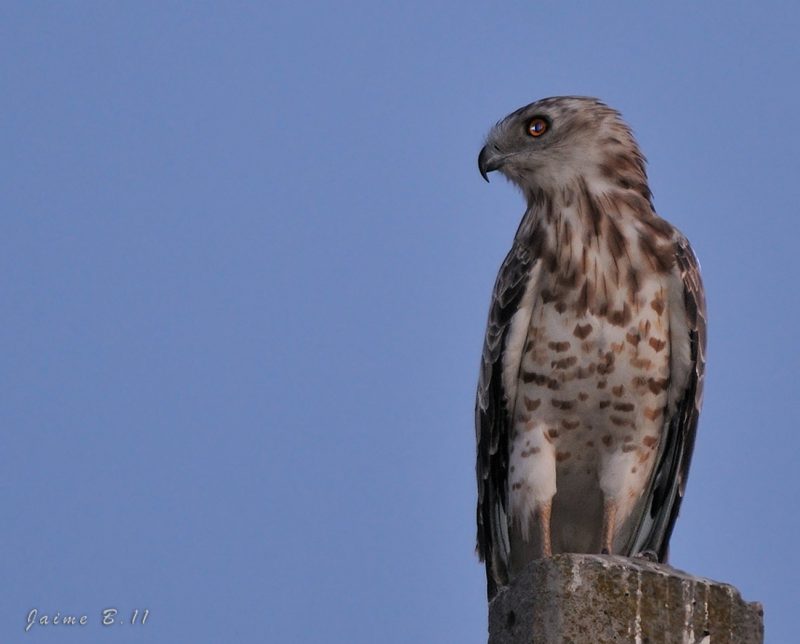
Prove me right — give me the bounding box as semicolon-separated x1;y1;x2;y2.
475;97;706;600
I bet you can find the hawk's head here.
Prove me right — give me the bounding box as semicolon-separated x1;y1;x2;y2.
479;96;649;202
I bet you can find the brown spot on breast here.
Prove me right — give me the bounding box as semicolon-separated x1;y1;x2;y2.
548;341;570;352
524;339;534;353
521;447;540;457
597;363;614;375
512;482;522;490
555;301;568;314
547;428;560;439
642;435;658;448
623;435;634;443
626;332;641;346
585;440;595;448
612;385;625;397
630;357;653;370
631;376;648;389
562;419;580;430
631;466;638;473
599;400;611;409
622;444;638;453
528;350;547;366
601;434;613;446
644;406;663;421
552;356;578;369
541;288;556;303
647;377;669;395
638;451;651;463
524;397;541;412
556;451;572;462
650;296;665;316
648;337;667;352
613;402;635;412
551;399;575;410
573;323;593;339
522;371;547;385
608;303;632;327
577;392;589;401
611;341;625;354
610;415;633;427
597;379;607;389
597;352;615;375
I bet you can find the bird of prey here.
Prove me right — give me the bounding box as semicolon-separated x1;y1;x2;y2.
475;97;706;600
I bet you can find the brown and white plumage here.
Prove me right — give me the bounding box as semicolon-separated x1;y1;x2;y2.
475;97;706;600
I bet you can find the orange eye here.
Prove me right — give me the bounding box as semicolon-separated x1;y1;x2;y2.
527;117;548;137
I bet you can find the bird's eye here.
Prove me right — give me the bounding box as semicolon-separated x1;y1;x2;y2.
527;117;548;137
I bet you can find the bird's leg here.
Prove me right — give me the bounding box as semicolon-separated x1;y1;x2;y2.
601;498;617;555
536;500;553;557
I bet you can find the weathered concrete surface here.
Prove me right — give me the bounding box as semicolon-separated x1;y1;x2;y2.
488;554;763;644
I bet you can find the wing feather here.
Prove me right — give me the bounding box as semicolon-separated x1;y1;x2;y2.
630;234;707;560
476;242;536;599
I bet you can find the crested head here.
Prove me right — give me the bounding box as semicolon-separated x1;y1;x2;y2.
479;96;650;204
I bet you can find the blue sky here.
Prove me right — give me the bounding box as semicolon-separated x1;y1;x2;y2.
2;2;798;642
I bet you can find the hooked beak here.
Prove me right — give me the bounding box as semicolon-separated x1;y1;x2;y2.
478;145;507;182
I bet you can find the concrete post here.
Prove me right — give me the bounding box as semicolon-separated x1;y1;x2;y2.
488;554;763;643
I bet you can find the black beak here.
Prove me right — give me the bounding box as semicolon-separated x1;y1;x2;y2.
478;145;505;182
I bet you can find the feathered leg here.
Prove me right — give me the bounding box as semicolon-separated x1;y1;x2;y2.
601;498;617;554
537;500;553;557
